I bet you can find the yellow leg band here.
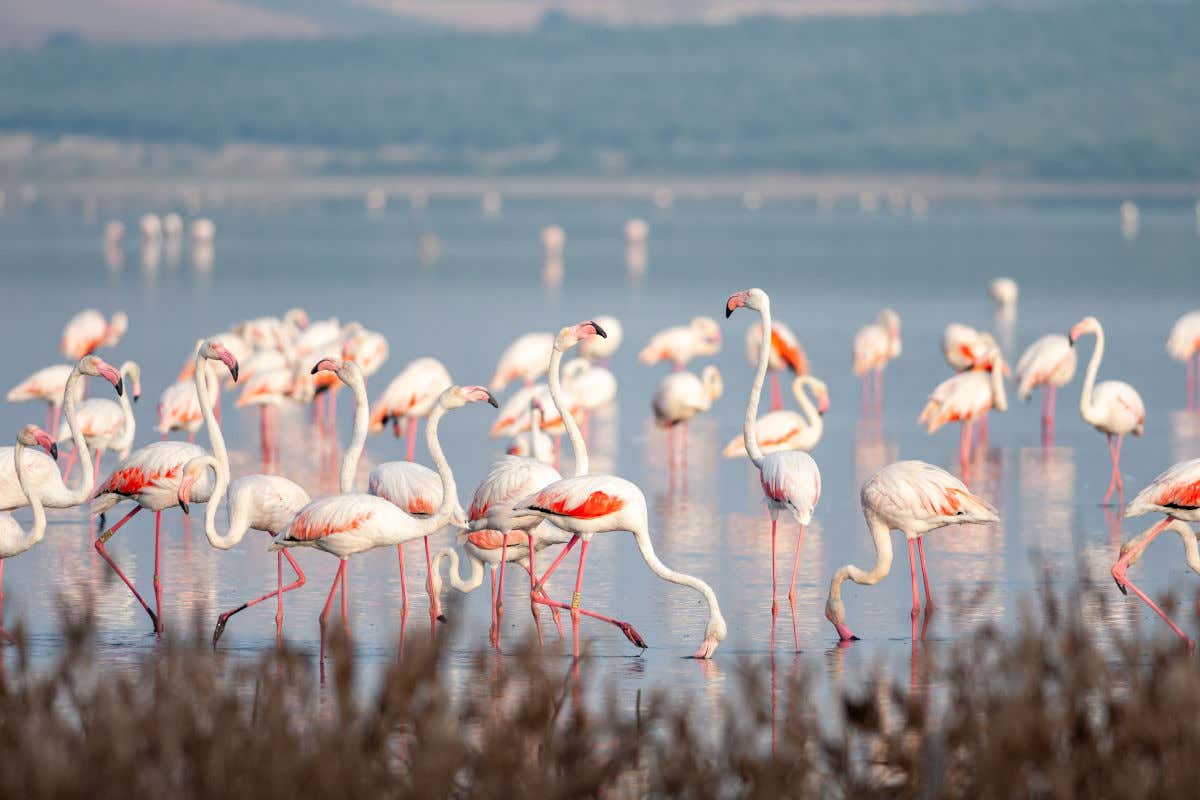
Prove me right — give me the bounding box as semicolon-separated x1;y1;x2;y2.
571;591;581;610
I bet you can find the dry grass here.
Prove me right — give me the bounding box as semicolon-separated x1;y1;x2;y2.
1;584;1199;799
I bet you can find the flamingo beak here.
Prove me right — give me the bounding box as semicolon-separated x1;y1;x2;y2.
575;320;607;339
177;475;195;515
95;359;124;396
33;428;57;460
312;358;339;375
213;345;239;382
463;386;499;407
725;291;749;318
133;381;142;403
818;394;830;415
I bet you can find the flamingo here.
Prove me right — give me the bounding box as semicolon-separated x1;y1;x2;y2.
158;370;221;443
61;309;128;360
176;333;251;385
578;314;623;365
176;452;310;644
541;225;565;259
941;323;990;371
57;361;141;481
506;398;555;465
563;357;616;441
918;344;1007;468
624;219;648;245
0;356;125;511
490;383;585;467
319;358;466;622
235;308;309;352
491;332;554;391
652;366;723;467
1069;316;1145;505
722;376;828;458
140;213;162;243
291;317;344;362
516;323;727;658
1015;334;1077;443
745;319;809;411
853;309;901;417
234;348;291;384
7;364;83;435
727;288;822;622
304;322;362;432
638;317;722;371
1113;459;1200;647
0;425;57;644
369;357;453;463
824;460;999;641
342;327;389;380
91;341;238;634
191;218;215;243
989;277;1018;320
270;384;496;665
1166;310;1200;409
235;363;313;465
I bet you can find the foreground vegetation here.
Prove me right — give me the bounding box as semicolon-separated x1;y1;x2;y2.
1;4;1198;180
1;583;1199;798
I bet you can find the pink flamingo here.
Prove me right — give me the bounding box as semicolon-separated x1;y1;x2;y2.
235;363;312;465
919;343;1007;469
0;425;57;644
1070;316;1145;505
177;452;310;644
516;323;726;658
727;288;822;621
578;314;623;365
61;309;127;360
505;398;555;465
652;366;723;469
234;308;309;352
0;356;124;511
824;460;999;641
1113;459;1200;647
270;384;496;668
638;316;722;371
852;309;901;417
722;375;828;458
942;323;990;371
1015;333;1077;443
57;361;140;482
491;332;555;391
745;319;809;411
1167;310;1200;409
6;364;81;435
369;357;453;463
90;341;238;634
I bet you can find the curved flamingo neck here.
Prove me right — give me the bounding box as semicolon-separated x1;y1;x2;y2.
990;360;1007;411
61;364;93;504
340;369;370;494
421;399;459;531
793;379;823;438
1079;325;1105;421
743;301;772;467
194;354;228;472
195;455;241;549
114;364;137;453
548;346;587;476
631;514;725;644
826;512;894;627
430;547;485;595
8;439;47;555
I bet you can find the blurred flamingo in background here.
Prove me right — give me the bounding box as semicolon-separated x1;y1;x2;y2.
941;323;992;372
989;277;1018;320
652;365;723;470
236;363;313;465
506;397;555;465
745;319;809;411
727;288;821;631
723;376;828;458
638;316;722;371
853;309;901;418
919;343;1007;471
578;314;623;365
491;332;554;391
1015;333;1076;444
1070;316;1144;505
825;460;999;642
57;361;140;481
1167;309;1200;410
370;357;453;462
7;364;81;434
61;309;128;360
235;308;309;352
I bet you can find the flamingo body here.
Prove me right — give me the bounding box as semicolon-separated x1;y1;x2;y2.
370;358;453;433
638;317;722;370
92;441;213;514
491;332;554;390
1016;334;1076;399
745;320;809;375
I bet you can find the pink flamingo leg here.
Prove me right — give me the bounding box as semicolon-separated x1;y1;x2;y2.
874;368;883;419
526;531;543;643
907;538;920;619
786;524;804;608
51;404;63;440
769;371;783;412
318;560;346;673
917;537;934;613
570;540;590;657
396;543;409;614
1111;518;1193;648
405;417;417;462
531;590;646;648
152;511;164;635
770;517;779;616
212;545;306;644
489;568;498;643
341;560;350;631
861;375;870;418
1120;574;1194;648
494;538;509;648
1104;434;1124;506
45;406;54;434
534;534;579;592
958;420;974;469
94;506;159;630
62;449;78;482
94;448;103;481
424;536;442;622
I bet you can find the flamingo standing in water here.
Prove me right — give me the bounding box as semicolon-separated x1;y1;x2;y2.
919;344;1007;469
853;309;901;417
491;332;554;391
727;289;822;625
563;357;617;439
745;319;809;411
91;341;238;634
989;277;1018;320
369;357;453;463
1167;310;1200;409
824;460;999;641
176;449;310;644
6;364;83;436
236;362;313;465
638;317;722;371
1113;459;1200;647
578;315;623;365
722;375;828;458
942;323;991;371
57;361;141;481
0;425;57;644
61;309;128;359
652;366;723;468
1069;316;1145;505
1015;334;1077;444
0;356;125;511
271;384;496;666
513;321;724;657
506;398;555;465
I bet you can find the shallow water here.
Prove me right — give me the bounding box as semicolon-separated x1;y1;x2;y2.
1;196;1198;712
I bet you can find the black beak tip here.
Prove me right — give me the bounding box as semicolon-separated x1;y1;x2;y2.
436;614;447;623
486;391;499;408
180;501;190;515
590;320;608;339
49;444;59;460
725;306;734;319
311;364;320;374
1114;577;1126;595
133;393;140;404
230;365;239;383
850;635;861;641
114;377;124;397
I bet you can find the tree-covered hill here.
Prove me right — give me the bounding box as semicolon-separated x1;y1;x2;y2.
1;4;1197;179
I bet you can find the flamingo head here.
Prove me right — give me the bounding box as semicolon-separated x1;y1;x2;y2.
18;425;57;460
555;320;607;352
806;377;830;415
284;308;310;330
724;288;768;318
691;614;727;659
690;316;722;350
1068;316;1100;345
200;340;239;382
441;385;499;410
312;358;364;392
78;355;124;396
177;456;218;514
120;361;142;403
104;311;129;345
879;308;901;338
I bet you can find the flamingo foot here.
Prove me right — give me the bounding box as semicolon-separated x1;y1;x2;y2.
619;622;648;649
212;612;235;645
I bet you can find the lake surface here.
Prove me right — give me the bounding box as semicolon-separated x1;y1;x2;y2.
1;194;1198;713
